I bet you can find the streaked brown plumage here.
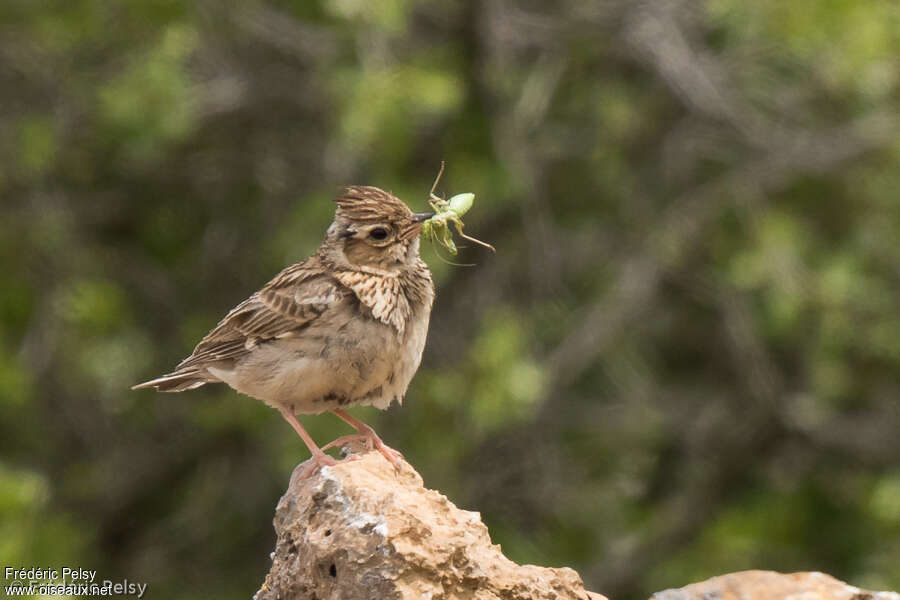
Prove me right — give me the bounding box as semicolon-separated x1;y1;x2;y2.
133;186;435;475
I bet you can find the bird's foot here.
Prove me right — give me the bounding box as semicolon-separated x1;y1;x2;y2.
321;434;373;455
329;408;406;473
296;450;359;479
321;432;404;471
370;436;405;472
279;408;359;478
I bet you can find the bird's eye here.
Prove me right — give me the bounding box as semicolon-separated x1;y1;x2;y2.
369;228;389;241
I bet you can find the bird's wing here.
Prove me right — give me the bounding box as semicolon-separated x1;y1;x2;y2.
174;259;344;372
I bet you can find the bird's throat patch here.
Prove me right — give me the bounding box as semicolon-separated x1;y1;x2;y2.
333;270;411;335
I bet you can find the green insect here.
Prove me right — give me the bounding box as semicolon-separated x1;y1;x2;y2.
420;162;496;256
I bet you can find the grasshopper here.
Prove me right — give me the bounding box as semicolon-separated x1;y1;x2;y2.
420;162;496;255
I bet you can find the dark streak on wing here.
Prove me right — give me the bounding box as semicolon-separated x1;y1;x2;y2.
175;258;343;372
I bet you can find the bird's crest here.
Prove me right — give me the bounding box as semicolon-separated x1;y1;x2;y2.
335;186;413;224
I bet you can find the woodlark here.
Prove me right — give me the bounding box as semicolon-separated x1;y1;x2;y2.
133;187;435;475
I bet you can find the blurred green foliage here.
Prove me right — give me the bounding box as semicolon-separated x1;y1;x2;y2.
1;0;899;598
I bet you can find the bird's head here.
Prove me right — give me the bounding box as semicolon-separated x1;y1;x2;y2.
323;186;433;273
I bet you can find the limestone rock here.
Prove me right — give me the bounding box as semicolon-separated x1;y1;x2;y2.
255;451;605;600
651;570;900;600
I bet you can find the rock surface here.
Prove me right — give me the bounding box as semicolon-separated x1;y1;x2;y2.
652;570;900;600
254;451;606;600
254;451;899;600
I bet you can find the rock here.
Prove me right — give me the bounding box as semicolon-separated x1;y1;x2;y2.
255;451;606;600
253;453;899;600
651;570;900;600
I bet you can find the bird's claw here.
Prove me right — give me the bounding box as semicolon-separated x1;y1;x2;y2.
373;439;405;472
321;434;373;454
321;433;405;472
296;451;354;479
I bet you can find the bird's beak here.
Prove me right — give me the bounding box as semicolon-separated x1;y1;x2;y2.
411;212;434;223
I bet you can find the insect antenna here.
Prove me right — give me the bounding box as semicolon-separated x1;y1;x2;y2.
429;161;446;201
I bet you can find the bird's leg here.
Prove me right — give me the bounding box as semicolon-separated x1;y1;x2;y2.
278;407;341;477
330;408;405;471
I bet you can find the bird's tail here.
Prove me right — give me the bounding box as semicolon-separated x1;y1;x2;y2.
132;369;212;392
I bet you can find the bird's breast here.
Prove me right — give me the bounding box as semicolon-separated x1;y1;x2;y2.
218;296;431;415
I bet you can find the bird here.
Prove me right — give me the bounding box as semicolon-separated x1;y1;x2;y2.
133;186;435;476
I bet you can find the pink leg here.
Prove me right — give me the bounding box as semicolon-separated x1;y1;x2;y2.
278;408;340;477
331;408;405;471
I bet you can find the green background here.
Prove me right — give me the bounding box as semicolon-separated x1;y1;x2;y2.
1;1;899;598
